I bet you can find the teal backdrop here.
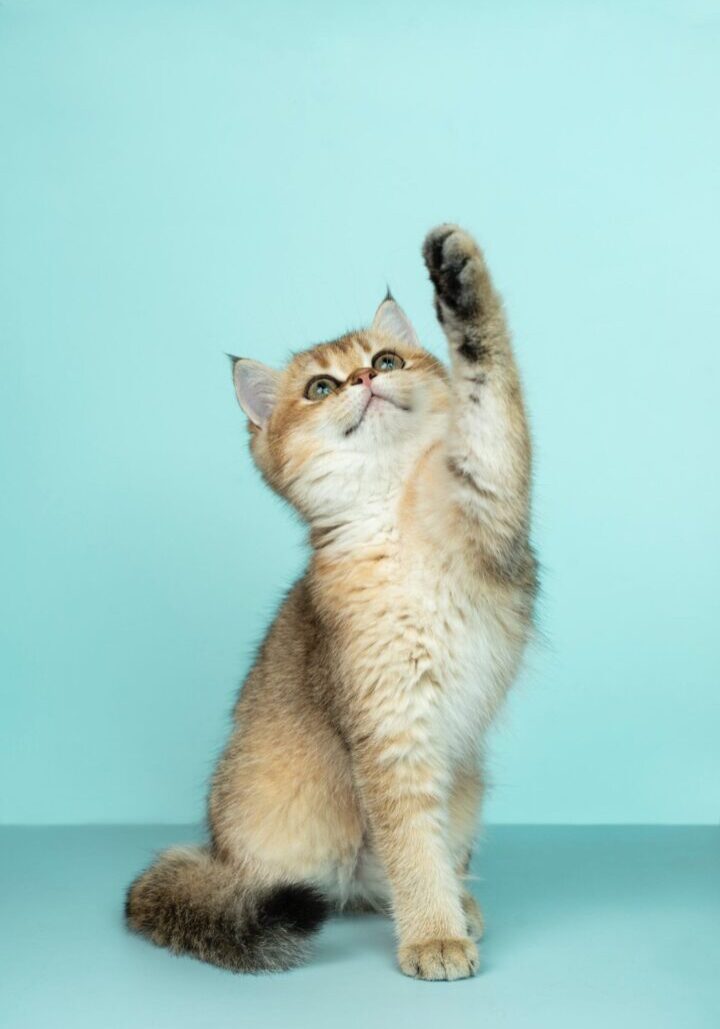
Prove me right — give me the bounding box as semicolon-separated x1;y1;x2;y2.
1;0;718;826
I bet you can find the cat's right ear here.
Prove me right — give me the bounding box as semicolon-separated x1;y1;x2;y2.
229;357;281;429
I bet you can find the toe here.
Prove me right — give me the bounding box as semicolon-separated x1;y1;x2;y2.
398;937;479;982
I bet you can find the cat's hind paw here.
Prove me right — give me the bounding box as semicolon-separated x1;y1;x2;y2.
462;891;485;941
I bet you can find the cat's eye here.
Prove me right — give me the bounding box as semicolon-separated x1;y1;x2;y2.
372;350;405;372
305;375;340;401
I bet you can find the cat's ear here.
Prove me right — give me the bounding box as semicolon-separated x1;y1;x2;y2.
371;291;420;348
230;357;281;428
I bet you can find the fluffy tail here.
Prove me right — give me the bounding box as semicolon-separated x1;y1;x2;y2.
125;846;328;973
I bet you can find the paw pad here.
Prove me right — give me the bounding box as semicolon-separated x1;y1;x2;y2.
422;224;486;319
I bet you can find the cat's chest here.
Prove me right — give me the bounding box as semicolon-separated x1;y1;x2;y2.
344;550;518;750
409;559;514;736
317;538;524;751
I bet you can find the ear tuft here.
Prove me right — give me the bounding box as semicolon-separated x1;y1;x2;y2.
231;358;280;428
371;295;419;348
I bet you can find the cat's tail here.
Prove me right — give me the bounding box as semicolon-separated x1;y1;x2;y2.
124;845;329;973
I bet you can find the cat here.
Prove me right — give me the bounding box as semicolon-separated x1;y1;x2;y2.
125;224;537;981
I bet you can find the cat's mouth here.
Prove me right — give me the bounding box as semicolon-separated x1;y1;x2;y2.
344;391;409;436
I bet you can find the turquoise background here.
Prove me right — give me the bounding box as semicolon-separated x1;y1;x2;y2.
1;0;718;826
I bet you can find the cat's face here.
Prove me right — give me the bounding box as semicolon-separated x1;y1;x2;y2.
232;298;450;521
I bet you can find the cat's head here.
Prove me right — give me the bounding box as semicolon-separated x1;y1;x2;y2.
230;296;449;521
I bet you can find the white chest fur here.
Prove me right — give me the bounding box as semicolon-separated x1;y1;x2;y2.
330;535;525;770
408;550;520;759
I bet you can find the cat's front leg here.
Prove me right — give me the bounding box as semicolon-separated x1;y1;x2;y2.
352;742;479;980
421;225;533;578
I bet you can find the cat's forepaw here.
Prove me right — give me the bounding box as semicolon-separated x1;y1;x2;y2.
462;891;485;941
398;937;479;981
422;224;490;323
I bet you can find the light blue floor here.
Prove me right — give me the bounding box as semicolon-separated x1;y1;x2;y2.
2;826;718;1029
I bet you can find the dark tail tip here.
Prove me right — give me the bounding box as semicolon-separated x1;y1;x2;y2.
124;883;134;924
256;884;329;937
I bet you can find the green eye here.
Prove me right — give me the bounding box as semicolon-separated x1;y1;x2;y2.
305;376;339;401
372;351;405;372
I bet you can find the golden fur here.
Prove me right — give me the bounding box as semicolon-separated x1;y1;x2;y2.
126;224;537;981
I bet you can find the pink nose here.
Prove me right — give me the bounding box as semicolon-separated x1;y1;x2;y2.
349;367;377;389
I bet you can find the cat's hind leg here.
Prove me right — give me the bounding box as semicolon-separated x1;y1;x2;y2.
449;761;486;942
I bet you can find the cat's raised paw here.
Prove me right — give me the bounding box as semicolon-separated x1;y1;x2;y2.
422;224;489;322
398;937;479;981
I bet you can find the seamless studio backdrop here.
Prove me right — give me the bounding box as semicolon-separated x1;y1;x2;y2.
1;1;718;831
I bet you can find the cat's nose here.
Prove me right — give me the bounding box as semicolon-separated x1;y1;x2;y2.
349;367;377;388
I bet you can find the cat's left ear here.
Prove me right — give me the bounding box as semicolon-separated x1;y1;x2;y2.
371;292;420;348
230;357;281;429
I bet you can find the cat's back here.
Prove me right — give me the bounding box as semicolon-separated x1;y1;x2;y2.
234;574;335;718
